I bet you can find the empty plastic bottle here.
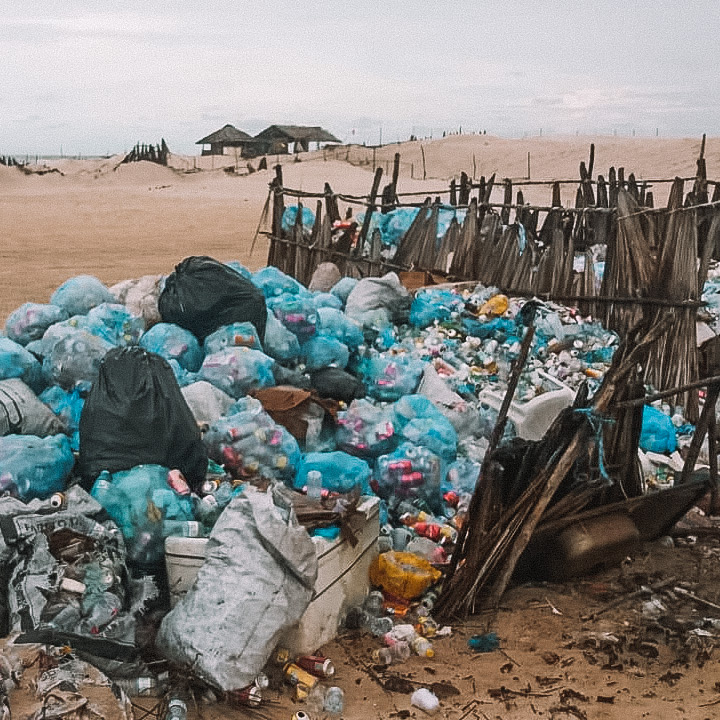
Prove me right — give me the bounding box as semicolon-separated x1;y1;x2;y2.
411;636;435;658
165;694;188;720
306;470;323;499
363;590;385;617
369;616;394;636
324;686;345;716
372;640;411;666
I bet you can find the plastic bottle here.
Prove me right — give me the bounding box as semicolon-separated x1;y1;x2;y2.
363;590;385;617
306;470;323;499
114;674;168;698
324;686;345;716
411;636;435;658
165;694;188;720
162;519;204;538
369;616;394;636
372;640;410;666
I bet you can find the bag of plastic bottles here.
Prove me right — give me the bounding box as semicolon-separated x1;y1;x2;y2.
203;397;300;483
0;338;45;393
399;418;457;462
252;266;308;298
39;385;84;450
262;312;301;363
375;442;444;514
640;406;677;454
79;346;208;491
301;336;350;371
281;205;315;236
330;277;358;306
445;457;482;493
91;465;195;569
336;399;396;458
139;322;204;372
42;330;114;392
84;303;145;346
24;318;87;358
199;347;275;398
345;273;411;327
359;353;425;402
0;434;74;501
268;295;318;341
181;381;235;427
311;292;343;311
316;307;364;349
50;275;116;317
295;451;372;494
410;290;465;329
203;322;263;355
110;273;165;329
5;303;69;346
0;380;66;438
159;255;267;342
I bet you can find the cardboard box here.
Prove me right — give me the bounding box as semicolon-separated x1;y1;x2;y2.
165;496;380;654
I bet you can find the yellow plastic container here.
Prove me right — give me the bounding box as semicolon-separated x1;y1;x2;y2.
369;551;442;600
479;294;509;316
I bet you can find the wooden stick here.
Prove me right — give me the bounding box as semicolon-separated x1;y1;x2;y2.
680;383;720;485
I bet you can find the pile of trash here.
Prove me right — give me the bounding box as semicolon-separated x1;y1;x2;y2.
0;252;702;715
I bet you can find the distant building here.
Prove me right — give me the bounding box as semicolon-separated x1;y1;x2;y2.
253;125;341;155
195;124;256;156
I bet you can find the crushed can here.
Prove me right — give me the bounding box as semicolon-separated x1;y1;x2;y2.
283;663;319;692
228;684;262;707
167;469;191;495
297;655;335;678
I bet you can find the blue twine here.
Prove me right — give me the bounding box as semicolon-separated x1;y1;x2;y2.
574;408;616;483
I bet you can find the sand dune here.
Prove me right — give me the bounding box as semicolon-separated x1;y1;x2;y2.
1;134;715;321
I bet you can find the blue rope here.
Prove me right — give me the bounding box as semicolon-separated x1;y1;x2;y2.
574;407;617;483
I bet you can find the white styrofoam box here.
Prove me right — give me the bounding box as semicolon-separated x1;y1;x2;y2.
165;495;380;654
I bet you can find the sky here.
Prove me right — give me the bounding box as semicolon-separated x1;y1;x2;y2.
2;0;720;156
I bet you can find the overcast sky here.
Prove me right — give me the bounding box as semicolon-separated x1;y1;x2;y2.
2;1;719;156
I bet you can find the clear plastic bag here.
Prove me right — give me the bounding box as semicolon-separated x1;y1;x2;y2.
139;322;204;372
199;347;275;398
50;275;115;316
5;303;69;346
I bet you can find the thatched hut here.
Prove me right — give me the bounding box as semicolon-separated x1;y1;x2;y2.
253;125;340;155
196;124;256;156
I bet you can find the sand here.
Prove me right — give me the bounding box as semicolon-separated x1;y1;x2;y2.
2;135;720;719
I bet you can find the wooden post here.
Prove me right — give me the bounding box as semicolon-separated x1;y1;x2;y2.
459;172;470;205
449;179;457;206
501;179;512;225
268;164;285;268
421;145;427;180
680;383;720;485
390;152;401;204
357;167;384;254
527;151;530;180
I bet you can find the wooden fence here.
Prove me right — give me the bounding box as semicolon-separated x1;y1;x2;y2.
264;142;720;421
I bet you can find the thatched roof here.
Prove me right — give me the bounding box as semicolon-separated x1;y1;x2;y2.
254;125;341;143
196;124;254;145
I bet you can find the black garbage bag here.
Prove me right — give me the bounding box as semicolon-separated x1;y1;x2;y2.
158;255;267;342
78;346;207;490
309;367;366;404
